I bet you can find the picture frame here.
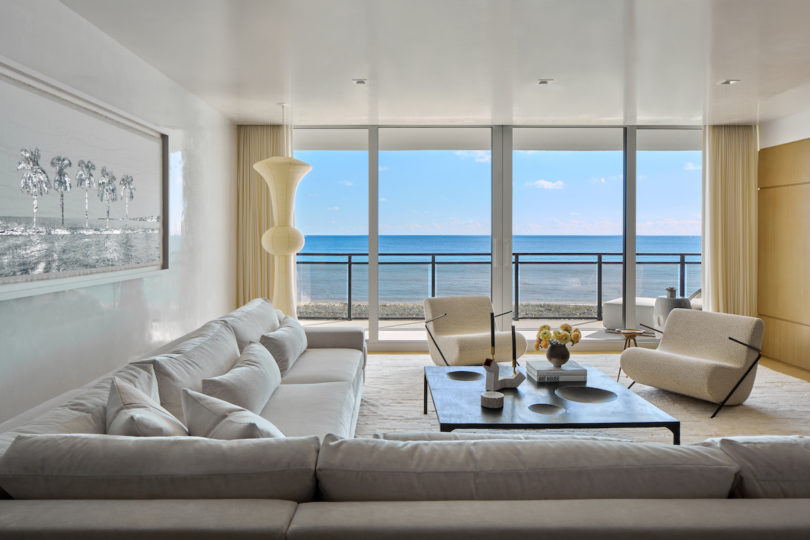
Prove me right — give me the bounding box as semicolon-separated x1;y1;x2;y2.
0;56;169;300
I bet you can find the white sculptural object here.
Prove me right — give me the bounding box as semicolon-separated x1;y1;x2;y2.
252;156;312;318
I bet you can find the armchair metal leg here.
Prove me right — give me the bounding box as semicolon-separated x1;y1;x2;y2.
710;337;762;419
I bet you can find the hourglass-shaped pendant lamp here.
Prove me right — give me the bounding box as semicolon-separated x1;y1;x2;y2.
252;156;311;318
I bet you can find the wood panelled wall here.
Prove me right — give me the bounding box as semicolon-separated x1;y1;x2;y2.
758;138;810;370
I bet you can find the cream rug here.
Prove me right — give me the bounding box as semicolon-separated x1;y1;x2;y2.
355;353;810;444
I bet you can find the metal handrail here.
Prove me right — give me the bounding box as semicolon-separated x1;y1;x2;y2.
296;251;702;320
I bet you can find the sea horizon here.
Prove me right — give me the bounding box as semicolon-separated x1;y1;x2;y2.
296;235;702;310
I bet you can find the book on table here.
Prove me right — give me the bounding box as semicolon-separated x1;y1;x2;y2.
526;359;587;383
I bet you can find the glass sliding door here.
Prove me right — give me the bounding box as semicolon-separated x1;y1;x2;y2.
635;129;702;325
377;128;492;335
294;128;368;320
512;128;624;332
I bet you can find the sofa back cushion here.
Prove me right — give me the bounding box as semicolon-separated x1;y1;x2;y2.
260;316;308;375
135;321;240;420
219;298;280;351
202;343;281;413
316;435;739;501
701;436;810;498
0;433;319;501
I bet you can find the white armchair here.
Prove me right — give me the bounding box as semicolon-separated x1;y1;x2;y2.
423;296;528;366
620;309;764;417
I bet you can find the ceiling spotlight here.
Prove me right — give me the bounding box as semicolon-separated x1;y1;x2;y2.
352;78;368;86
536;78;555;85
719;79;741;85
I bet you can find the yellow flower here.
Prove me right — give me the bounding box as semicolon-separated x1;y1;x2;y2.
534;339;540;351
539;329;552;340
552;330;561;340
571;329;581;344
540;339;550;349
560;323;573;333
558;331;572;345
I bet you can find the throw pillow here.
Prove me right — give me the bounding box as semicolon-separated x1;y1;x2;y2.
201;343;281;413
106;377;188;437
219;298;280;351
701;436;810;498
259;315;308;375
181;389;284;440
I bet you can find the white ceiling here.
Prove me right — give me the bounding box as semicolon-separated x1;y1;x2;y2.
63;0;810;127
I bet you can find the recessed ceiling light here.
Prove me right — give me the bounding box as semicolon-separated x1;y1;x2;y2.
352;78;368;86
536;78;555;85
719;79;741;85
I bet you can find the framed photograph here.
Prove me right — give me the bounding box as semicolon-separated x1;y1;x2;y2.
0;57;168;299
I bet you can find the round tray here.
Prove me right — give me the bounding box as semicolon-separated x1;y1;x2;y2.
555;386;618;404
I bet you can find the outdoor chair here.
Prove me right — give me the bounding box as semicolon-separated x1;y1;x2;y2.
423;296;527;366
620;308;764;417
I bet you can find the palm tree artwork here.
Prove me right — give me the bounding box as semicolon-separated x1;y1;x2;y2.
17;148;51;228
97;166;118;228
76;160;96;228
119;175;135;225
50;156;72;226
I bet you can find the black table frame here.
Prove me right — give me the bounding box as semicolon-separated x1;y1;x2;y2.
424;364;680;444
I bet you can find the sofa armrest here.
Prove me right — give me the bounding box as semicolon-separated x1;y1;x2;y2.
304;327;366;352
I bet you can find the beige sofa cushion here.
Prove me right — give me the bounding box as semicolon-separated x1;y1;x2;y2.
261;382;356;440
0;433;319;500
202;343;281;413
260;316;308;375
182;389;284;440
219;298;280;351
0;499;298;539
287;499;810;540
106;378;188;437
701;435;810;498
316;435;739;501
283;348;364;391
136;321;240;420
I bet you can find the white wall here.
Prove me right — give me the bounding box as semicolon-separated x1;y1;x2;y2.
760;107;810;148
0;0;236;421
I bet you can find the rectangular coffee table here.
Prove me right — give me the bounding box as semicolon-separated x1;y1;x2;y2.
423;364;680;444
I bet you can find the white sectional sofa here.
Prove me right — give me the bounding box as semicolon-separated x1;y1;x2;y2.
1;299;809;538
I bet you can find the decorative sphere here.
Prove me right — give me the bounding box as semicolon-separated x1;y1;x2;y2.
261;226;305;256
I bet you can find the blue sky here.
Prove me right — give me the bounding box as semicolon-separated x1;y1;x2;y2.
294;149;701;236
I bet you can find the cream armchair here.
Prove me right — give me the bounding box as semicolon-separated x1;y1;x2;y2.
620;309;764;417
423;296;528;366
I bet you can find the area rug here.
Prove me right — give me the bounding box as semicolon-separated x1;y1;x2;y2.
355;353;810;444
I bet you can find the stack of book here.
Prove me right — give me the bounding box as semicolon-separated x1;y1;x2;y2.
526;359;587;383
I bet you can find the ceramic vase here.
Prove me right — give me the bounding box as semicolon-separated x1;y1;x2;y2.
546;343;570;368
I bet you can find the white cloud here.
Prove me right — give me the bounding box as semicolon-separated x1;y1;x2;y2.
526;179;564;190
379;166;389;172
338;180;353;187
684;161;701;171
327;206;340;211
455;150;491;163
379;197;387;203
593;177;606;184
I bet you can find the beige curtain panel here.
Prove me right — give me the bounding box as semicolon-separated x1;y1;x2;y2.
235;125;289;306
702;125;758;317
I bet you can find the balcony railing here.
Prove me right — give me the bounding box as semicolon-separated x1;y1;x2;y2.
296;251;701;320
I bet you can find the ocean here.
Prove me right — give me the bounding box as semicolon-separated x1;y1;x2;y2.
297;235;701;314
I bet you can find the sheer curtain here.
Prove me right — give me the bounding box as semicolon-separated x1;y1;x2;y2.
235;125;290;306
702;125;758;316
